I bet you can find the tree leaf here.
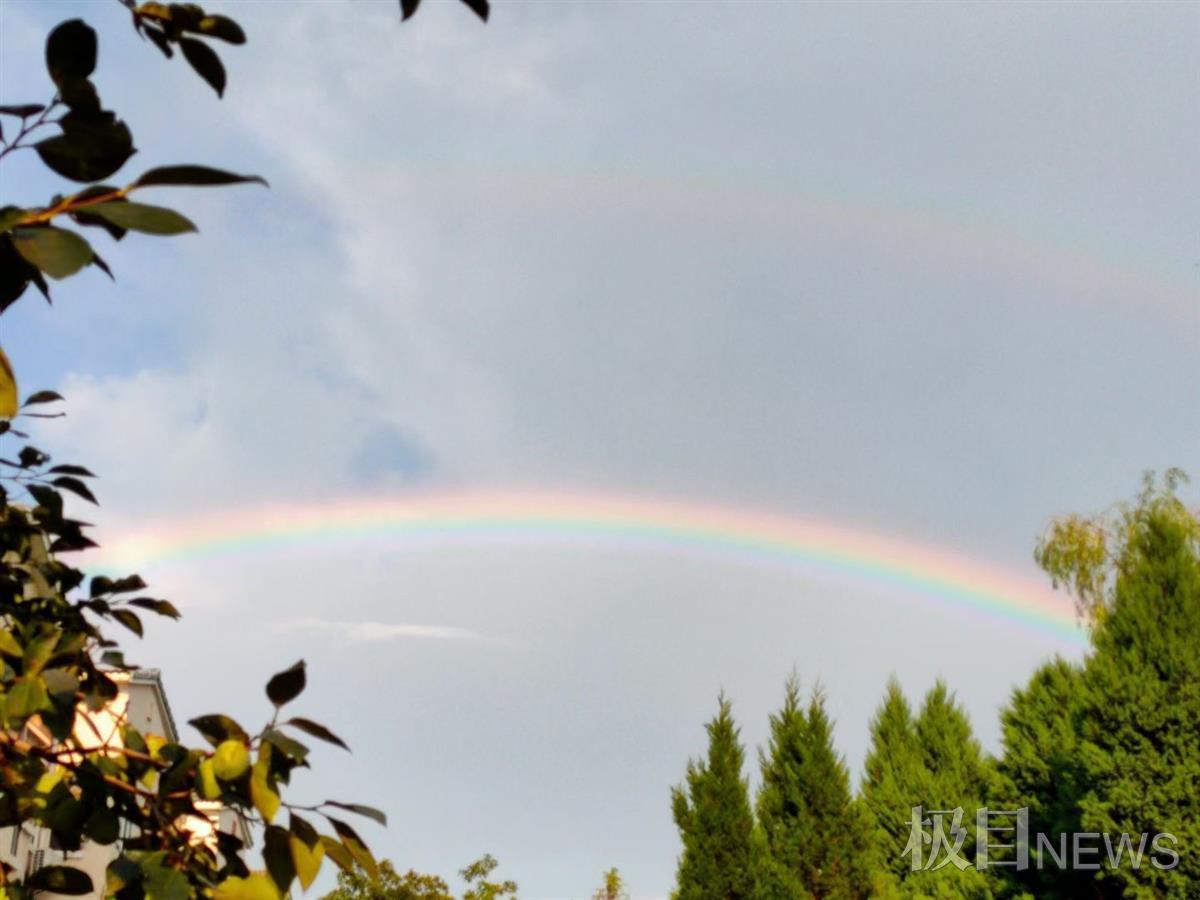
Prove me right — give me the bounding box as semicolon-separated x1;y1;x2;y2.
0;104;46;117
196;15;246;45
179;37;226;97
10;227;94;279
0;347;16;419
53;475;98;504
111;608;144;637
26;865;94;896
266;659;306;707
128;597;182;619
290;834;324;891
190;713;249;745
262;728;309;763
459;0;490;22
323;801;387;827
24;390;64;406
46;20;97;84
262;826;295;893
84;201;196;236
285;716;349;750
134;165;267;189
36;114;135;183
401;0;421;20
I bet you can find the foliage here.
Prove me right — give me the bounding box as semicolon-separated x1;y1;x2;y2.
756;678;867;900
670;696;757;900
0;2;499;897
323;860;454;900
591;868;629;900
459;855;517;900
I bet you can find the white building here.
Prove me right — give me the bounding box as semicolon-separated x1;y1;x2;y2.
0;669;250;899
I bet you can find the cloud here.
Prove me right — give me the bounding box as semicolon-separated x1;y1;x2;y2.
281;617;495;644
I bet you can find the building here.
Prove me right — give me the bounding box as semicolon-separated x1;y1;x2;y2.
0;669;250;899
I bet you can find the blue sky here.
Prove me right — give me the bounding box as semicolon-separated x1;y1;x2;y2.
2;1;1198;897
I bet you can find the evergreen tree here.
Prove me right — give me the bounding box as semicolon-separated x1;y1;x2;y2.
672;696;758;900
992;659;1090;899
757;679;868;899
860;679;926;891
1069;485;1200;898
861;679;994;899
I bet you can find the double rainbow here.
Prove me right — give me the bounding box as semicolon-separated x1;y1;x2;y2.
92;489;1084;647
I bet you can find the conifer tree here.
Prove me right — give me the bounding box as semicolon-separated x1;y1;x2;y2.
860;679;926;891
672;696;758;900
1068;484;1200;897
861;679;995;899
757;679;868;899
993;658;1090;900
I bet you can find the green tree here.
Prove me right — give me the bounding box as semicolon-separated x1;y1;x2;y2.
757;679;867;900
460;855;517;900
860;679;994;899
1036;474;1200;898
324;861;455;900
592;868;630;900
1;2;495;897
672;696;758;900
991;659;1089;900
860;679;925;893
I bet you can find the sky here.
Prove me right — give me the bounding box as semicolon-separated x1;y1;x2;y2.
2;1;1198;897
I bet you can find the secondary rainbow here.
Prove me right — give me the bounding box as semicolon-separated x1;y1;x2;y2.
91;489;1084;647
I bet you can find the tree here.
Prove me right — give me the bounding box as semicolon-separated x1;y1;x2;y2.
324;861;455;900
991;659;1090;900
671;696;758;900
591;868;629;900
1035;474;1200;898
460;855;517;900
1;2;497;897
859;679;925;893
860;679;994;899
756;678;867;900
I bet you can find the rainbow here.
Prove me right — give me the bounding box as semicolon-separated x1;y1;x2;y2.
90;489;1085;647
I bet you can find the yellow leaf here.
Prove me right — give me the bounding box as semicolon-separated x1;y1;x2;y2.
0;347;16;419
290;835;325;891
212;740;250;781
250;762;280;824
198;758;221;800
145;733;167;759
213;872;280;900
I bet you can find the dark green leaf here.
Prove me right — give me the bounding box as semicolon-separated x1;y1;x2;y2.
196;15;246;44
111;609;143;637
179;37;226;97
52;475;98;504
263;728;309;762
460;0;489;22
0;104;46;118
288;812;319;848
10;227;93;279
323;801;387;827
266;659;306;707
46;20;97;83
286;716;349;750
35;114;135;183
128;597;181;619
83;201;196;236
83;807;120;845
24;391;64;406
401;0;421;20
263;825;295;893
134;165;267;189
189;713;248;746
26;866;93;895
